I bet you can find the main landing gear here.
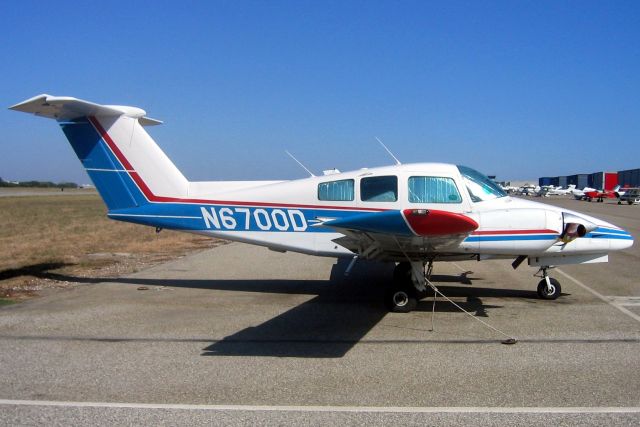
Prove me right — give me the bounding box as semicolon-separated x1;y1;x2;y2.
535;266;562;300
385;259;519;344
386;262;563;312
385;261;431;313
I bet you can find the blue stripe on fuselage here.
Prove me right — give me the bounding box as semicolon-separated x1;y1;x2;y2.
592;227;628;235
108;203;385;233
587;227;633;239
586;233;633;240
464;235;558;242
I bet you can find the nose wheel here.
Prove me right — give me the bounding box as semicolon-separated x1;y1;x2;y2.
535;267;562;300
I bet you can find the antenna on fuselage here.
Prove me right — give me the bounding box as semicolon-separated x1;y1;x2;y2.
285;150;316;177
375;137;401;165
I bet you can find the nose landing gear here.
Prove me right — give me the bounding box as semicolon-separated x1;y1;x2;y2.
535;266;561;300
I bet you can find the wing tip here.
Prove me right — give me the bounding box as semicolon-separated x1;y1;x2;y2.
139;116;163;126
8;93;51;111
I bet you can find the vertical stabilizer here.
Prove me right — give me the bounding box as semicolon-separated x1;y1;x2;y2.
10;94;189;211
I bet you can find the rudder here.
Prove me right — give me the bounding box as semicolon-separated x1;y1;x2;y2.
60;117;146;210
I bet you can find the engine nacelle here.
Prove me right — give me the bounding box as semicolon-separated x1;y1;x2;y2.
560;223;587;243
560;213;597;243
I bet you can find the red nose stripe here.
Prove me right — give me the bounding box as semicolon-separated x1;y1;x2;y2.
403;209;479;236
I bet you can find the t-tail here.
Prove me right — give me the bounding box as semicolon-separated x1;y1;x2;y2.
9;94;188;213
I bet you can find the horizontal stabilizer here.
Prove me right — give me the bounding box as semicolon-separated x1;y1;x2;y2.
9;94;162;125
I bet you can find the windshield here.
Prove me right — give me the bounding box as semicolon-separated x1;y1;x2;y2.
457;165;507;202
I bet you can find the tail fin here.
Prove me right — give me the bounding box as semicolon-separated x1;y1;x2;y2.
10;94;189;211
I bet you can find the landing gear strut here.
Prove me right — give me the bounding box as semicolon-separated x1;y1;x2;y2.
535;267;561;300
385;255;518;343
385;261;432;312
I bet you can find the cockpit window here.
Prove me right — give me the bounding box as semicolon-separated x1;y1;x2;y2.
457;165;507;202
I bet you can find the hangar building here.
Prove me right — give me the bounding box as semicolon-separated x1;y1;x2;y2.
618;169;640;187
540;169;639;190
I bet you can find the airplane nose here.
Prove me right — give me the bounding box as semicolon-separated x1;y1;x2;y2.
557;209;634;251
591;226;634;250
619;229;634;249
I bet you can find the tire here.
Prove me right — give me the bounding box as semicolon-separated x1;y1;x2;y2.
384;286;417;313
537;278;561;300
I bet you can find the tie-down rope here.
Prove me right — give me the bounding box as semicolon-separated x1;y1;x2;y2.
392;236;517;345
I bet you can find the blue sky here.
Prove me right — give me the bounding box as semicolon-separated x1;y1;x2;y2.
1;1;638;184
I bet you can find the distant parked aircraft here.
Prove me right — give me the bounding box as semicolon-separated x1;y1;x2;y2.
546;185;576;196
517;185;539;196
571;187;597;201
585;185;625;203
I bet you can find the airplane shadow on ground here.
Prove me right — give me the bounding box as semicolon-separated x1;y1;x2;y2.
0;262;73;281
5;260;548;358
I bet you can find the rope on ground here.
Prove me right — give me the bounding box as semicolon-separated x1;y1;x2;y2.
392;236;517;345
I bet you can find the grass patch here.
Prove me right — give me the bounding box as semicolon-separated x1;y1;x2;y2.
0;298;15;306
0;192;222;300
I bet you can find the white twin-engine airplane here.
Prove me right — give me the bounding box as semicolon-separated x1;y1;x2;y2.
10;94;634;313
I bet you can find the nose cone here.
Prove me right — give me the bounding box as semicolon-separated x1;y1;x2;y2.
555;208;634;251
601;227;634;250
498;197;634;250
584;225;634;251
619;235;634;250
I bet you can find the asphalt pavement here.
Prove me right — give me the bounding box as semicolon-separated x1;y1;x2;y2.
0;197;638;425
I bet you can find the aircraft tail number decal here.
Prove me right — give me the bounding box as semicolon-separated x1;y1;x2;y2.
200;207;308;232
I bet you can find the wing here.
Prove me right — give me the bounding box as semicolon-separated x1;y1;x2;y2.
320;209;478;262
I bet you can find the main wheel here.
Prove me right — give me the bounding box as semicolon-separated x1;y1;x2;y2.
537;278;561;300
392;262;429;301
384;285;417;313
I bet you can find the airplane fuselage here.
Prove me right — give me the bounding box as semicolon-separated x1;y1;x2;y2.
106;162;633;262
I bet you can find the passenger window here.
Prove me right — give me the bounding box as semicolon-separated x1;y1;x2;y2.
408;176;462;203
361;176;398;202
318;179;355;201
